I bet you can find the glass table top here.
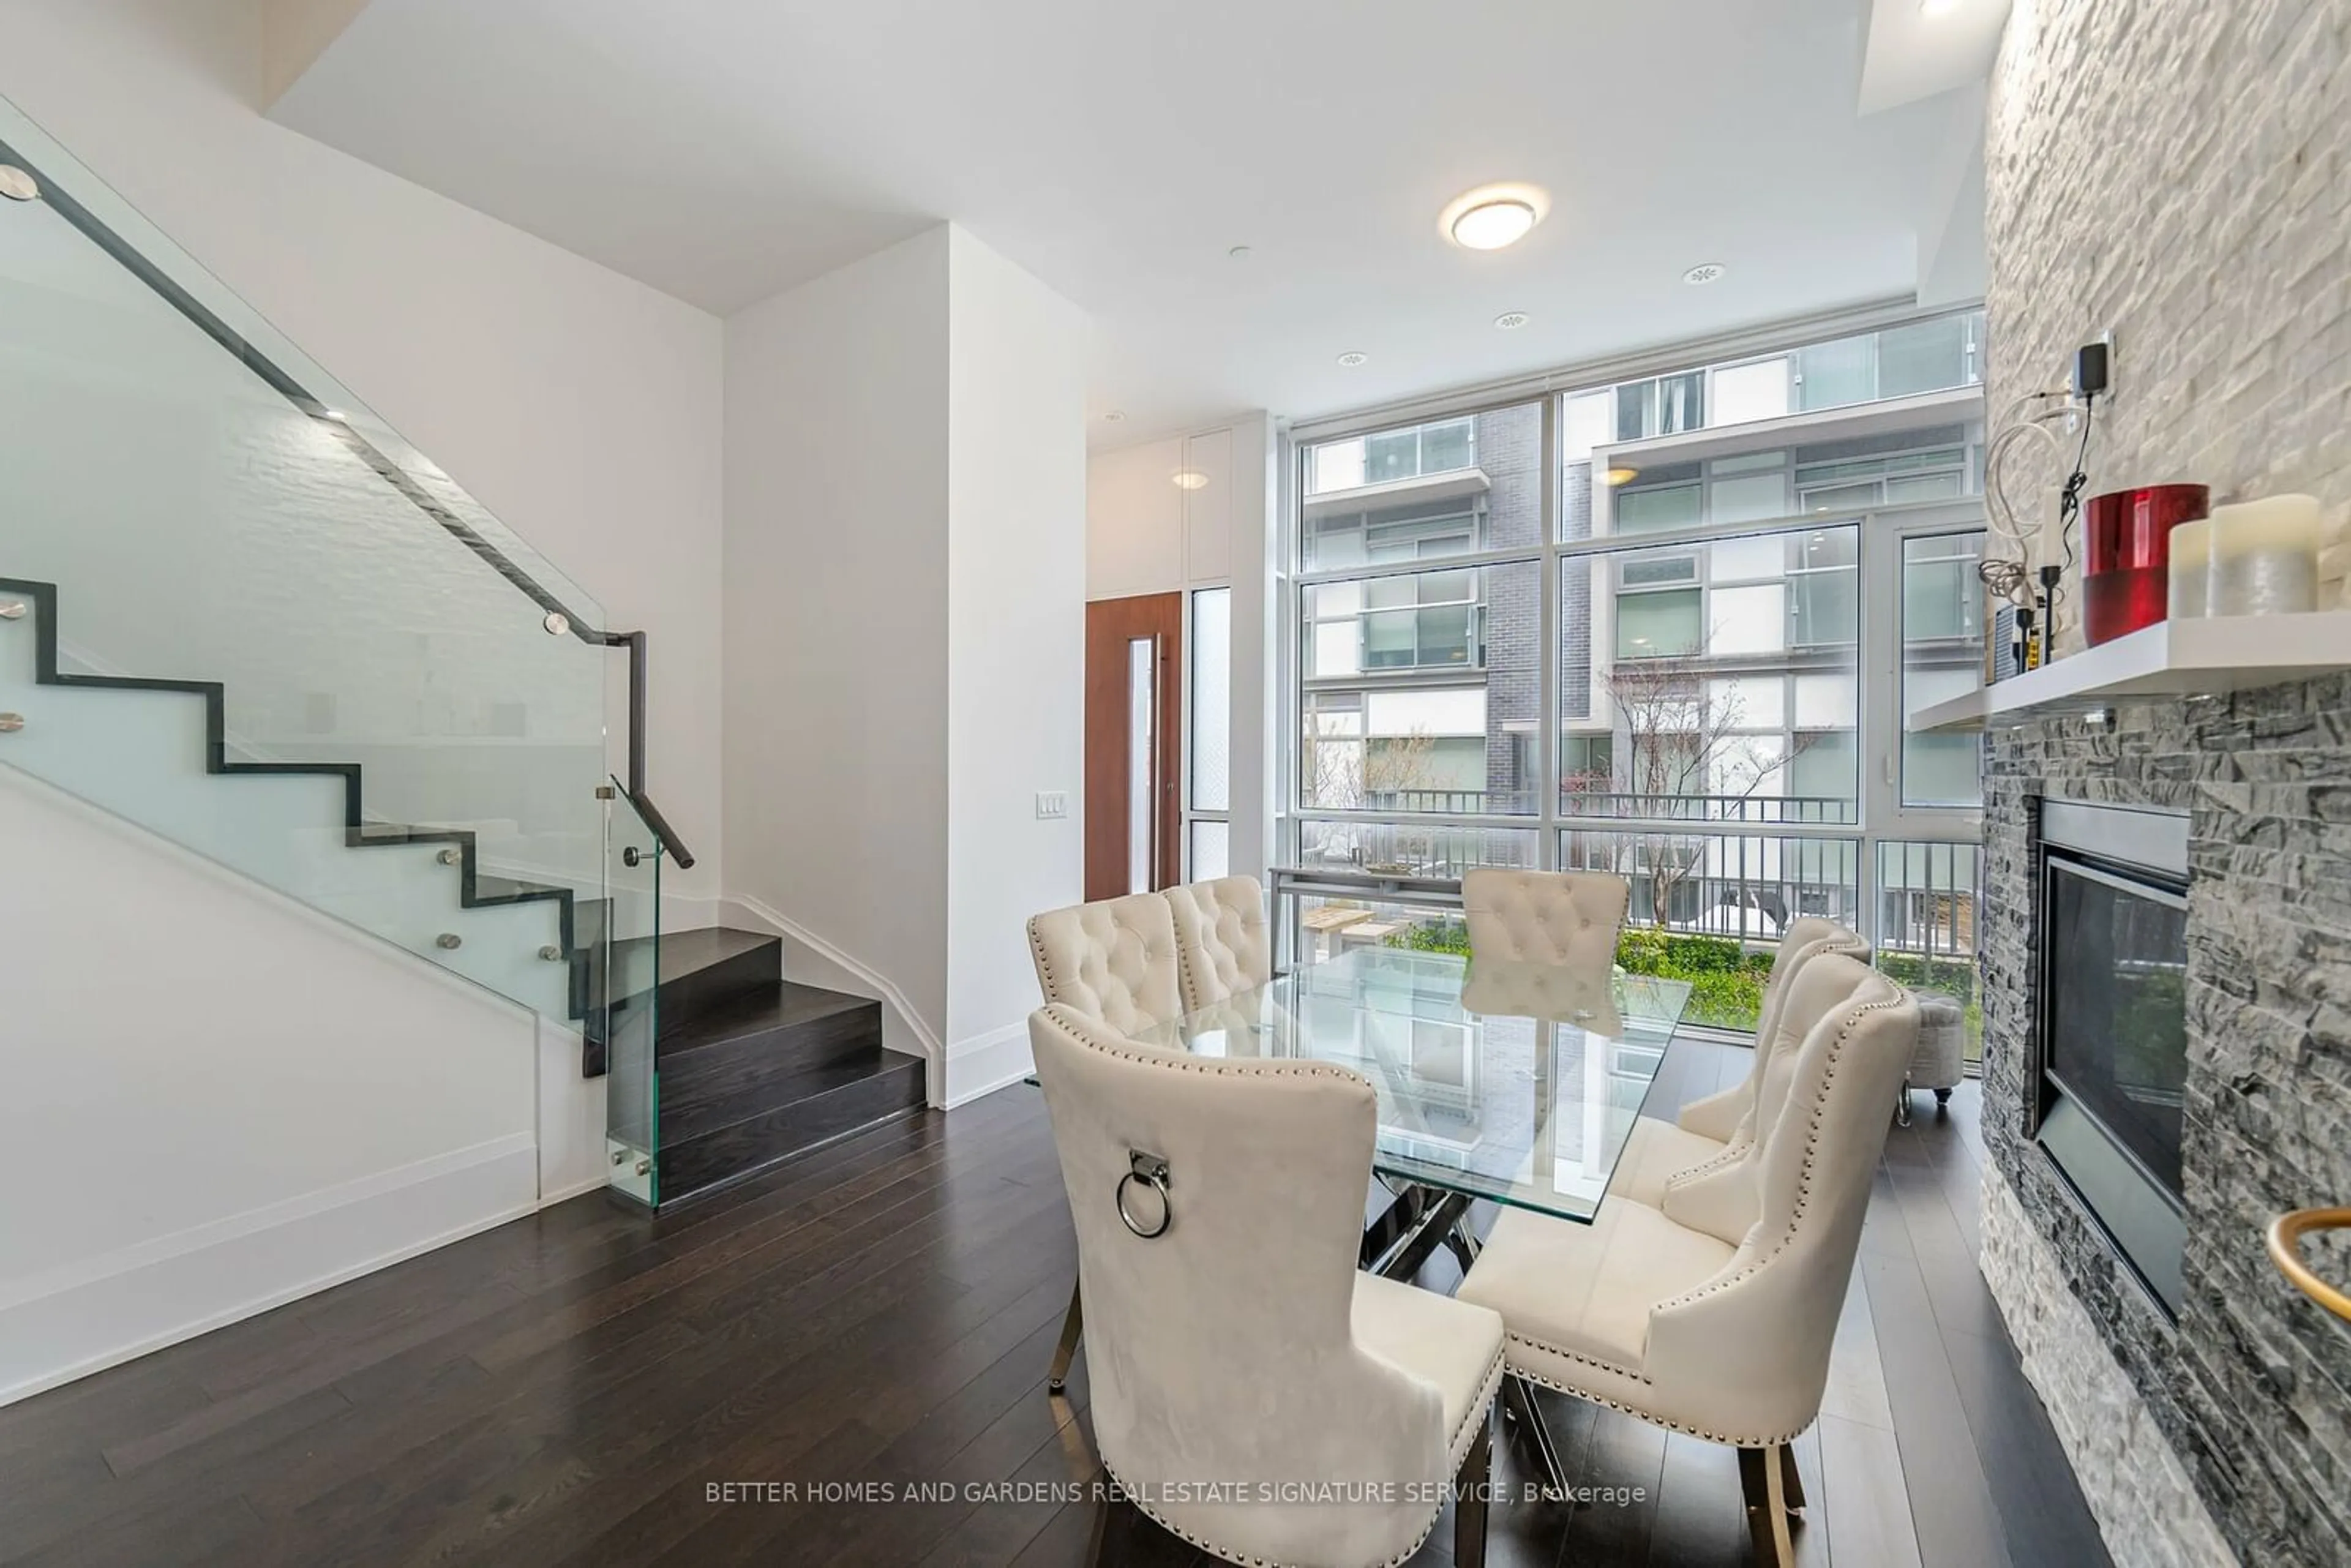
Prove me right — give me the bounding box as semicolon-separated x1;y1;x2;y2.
1129;947;1692;1224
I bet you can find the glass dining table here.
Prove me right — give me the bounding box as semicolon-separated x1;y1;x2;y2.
1128;943;1693;1498
1128;945;1694;1271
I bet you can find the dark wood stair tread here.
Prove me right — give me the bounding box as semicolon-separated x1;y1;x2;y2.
612;925;774;987
658;1051;925;1203
658;979;877;1056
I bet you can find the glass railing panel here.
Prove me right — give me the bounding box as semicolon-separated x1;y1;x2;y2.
603;783;661;1205
0;93;615;1032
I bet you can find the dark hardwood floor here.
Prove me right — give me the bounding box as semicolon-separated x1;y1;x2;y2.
0;1041;2110;1567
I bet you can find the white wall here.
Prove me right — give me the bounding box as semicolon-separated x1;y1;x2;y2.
0;0;732;1398
942;227;1088;1095
0;767;541;1405
722;227;953;1043
0;0;728;909
722;223;1086;1105
1086;415;1277;881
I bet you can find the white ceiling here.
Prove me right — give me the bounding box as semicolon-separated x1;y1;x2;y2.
271;0;1992;447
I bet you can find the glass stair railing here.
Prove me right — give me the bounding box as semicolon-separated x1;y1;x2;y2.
0;95;680;1203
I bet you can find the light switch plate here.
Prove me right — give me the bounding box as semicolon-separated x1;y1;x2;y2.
1035;790;1069;820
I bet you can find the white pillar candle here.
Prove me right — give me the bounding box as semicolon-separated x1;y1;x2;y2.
2208;494;2321;616
2167;517;2213;619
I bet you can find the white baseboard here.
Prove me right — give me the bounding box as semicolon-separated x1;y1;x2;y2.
0;1136;538;1408
540;1173;614;1206
943;1019;1035;1109
722;892;943;1103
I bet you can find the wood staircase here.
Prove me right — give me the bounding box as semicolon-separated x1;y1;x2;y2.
617;928;926;1204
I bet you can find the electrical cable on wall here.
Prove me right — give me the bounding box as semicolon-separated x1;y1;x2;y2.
1978;368;2098;628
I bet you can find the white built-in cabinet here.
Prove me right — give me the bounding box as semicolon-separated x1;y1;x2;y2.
1087;427;1237;600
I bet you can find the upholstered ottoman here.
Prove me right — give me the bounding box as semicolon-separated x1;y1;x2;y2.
1897;993;1966;1125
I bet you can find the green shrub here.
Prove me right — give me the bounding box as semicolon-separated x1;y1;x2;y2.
1380;916;1784;1032
1682;970;1766;1031
1658;934;1751;975
1387;918;1471;957
1615;928;1670;975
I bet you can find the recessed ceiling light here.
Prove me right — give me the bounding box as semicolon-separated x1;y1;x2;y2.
1605;466;1640;486
1439;183;1551;251
1337;351;1370;367
1228;244;1252;260
1103;410;1127;422
1682;262;1727;285
1172;470;1210;490
1494;311;1531;330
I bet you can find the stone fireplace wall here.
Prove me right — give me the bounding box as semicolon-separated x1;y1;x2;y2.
1982;1;2351;1562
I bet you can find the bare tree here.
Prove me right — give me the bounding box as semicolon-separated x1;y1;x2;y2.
1576;651;1821;932
1300;722;1458;873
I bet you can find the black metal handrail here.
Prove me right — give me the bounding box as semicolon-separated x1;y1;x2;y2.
1;133;695;871
596;629;694;869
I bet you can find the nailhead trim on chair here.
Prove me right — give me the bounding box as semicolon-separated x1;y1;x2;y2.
1048;1005;1503;1568
1501;1352;1814;1450
1495;983;1908;1452
1648;989;1907;1317
1097;1342;1505;1568
1500;1329;1646;1384
1657;1021;1802;1196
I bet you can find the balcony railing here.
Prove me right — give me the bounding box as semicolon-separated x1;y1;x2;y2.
1360;787;1859;825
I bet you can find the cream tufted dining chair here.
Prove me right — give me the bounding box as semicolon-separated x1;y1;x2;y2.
1164;875;1274;1011
1026;892;1185;1035
1608;917;1871;1215
1457;955;1918;1566
1460;868;1628;968
1029;1004;1504;1568
1026;891;1189;1396
1676;916;1871;1142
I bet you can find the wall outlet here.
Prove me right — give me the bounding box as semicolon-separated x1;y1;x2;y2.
1035;790;1069;820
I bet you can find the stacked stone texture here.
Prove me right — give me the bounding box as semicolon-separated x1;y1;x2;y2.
1982;1;2351;1558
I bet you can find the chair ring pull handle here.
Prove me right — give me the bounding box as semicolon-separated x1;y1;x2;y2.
1117;1150;1172;1239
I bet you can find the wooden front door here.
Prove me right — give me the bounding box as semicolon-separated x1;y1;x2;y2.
1084;593;1183;900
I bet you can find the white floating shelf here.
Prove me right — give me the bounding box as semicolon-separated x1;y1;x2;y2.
1906;610;2351;732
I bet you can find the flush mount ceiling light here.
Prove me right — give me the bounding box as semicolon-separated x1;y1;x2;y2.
1171;470;1210;490
1494;311;1531;330
1337;351;1370;367
1605;466;1640;486
1440;183;1550;251
1682;262;1727;285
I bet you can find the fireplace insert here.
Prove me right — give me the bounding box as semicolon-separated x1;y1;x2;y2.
2033;800;2190;1315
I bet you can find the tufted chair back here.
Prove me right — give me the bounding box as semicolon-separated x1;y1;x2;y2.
1674;917;1869;1146
1028;1004;1453;1567
1164;876;1272;1011
1461;869;1628;967
1643;956;1917;1443
1026;893;1183;1033
1660;946;1880;1245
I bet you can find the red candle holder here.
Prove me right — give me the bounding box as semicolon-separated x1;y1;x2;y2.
2082;484;2210;645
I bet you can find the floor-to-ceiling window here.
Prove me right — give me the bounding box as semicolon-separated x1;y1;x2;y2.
1284;309;1989;1051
